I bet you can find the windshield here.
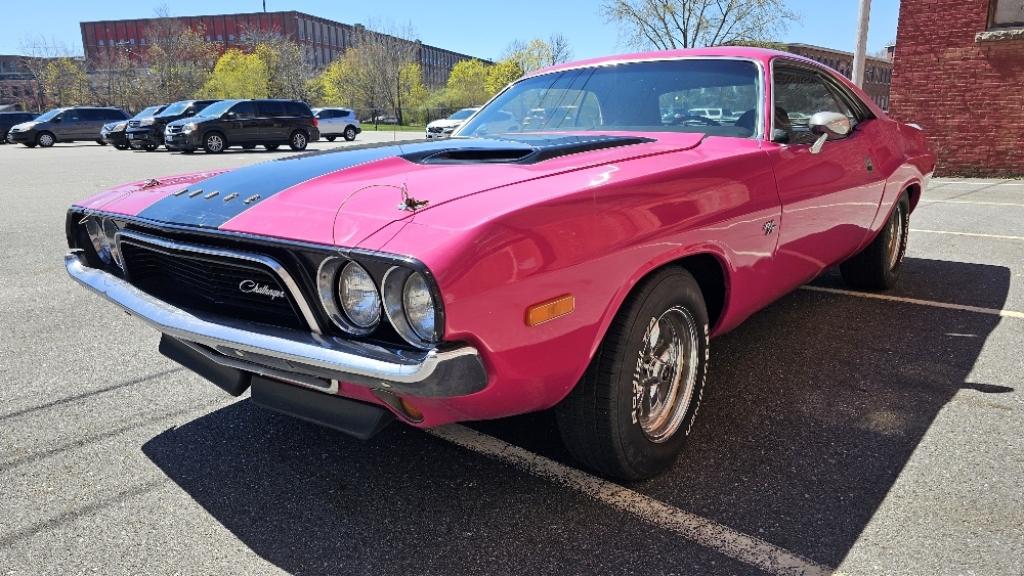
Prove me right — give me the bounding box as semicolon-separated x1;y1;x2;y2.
132;106;161;119
194;100;237;118
34;108;65;122
158;101;191;117
449;108;477;120
459;59;761;138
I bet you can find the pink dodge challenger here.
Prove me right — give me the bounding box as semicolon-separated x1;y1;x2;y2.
66;48;934;480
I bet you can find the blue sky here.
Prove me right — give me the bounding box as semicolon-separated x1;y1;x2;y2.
0;0;900;59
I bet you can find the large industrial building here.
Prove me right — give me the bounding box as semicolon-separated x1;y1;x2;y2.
780;43;893;111
80;10;482;88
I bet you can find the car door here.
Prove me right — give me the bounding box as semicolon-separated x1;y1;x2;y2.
317;109;337;134
765;61;886;284
227;101;258;142
56;109;83;140
255;101;286;141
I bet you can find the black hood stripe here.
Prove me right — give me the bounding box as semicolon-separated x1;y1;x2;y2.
136;135;655;229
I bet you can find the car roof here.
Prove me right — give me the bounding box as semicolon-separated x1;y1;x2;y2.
526;46;822;78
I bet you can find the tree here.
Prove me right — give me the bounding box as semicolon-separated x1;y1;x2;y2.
485;59;524;95
40;58;92;107
142;13;217;102
398;62;429;123
548;33;573;65
199;49;270;98
445;59;491;108
349;24;420;123
601;0;797;49
240;26;314;100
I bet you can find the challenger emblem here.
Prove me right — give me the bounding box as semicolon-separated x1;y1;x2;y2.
238;279;286;300
763;220;777;235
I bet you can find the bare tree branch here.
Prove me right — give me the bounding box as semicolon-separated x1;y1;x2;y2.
601;0;797;49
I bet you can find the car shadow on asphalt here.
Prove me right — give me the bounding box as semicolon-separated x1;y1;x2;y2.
142;256;1012;574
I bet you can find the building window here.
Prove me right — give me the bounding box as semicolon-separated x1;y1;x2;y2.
991;0;1024;27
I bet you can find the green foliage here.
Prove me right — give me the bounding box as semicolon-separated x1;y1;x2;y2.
486;59;524;95
41;58;91;106
199;49;270;99
445;59;491;108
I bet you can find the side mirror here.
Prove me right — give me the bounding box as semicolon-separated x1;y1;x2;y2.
808;111;851;153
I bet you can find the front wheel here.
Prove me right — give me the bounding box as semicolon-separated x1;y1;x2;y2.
556;267;709;481
36;132;55;147
96;139;107;146
203;132;226;154
343;126;357;141
840;192;910;290
289;130;308;151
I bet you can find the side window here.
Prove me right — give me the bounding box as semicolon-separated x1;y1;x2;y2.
773;65;856;144
285;102;310;116
257;101;286;117
340;110;352;118
65;109;82;122
316;109;333;119
231;101;257;119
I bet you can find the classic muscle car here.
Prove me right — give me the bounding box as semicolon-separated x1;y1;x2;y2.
65;47;934;480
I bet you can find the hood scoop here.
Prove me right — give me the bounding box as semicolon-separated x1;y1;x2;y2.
403;134;655;165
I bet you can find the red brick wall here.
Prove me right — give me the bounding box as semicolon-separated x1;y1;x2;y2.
890;0;1024;177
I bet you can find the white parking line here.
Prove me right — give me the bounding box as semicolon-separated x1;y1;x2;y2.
921;199;1024;207
801;286;1024;319
911;228;1024;241
430;424;843;576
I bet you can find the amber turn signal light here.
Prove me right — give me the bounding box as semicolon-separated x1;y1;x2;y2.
525;294;575;326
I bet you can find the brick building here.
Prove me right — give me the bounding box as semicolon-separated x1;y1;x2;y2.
0;55;43;111
890;0;1024;176
781;43;893;110
80;11;482;88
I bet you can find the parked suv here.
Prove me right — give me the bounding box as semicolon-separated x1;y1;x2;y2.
128;99;218;151
8;107;129;147
1;112;37;144
100;120;130;149
123;104;167;151
164;99;319;154
312;107;361;141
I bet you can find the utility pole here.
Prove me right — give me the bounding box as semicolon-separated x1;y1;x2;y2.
851;0;871;87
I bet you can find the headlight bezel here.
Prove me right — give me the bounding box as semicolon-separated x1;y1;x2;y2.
317;257;380;335
80;215;124;271
382;266;442;349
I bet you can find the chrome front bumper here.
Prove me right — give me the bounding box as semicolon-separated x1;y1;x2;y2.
65;251;488;397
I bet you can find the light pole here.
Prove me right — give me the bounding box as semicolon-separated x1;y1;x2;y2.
851;0;871;87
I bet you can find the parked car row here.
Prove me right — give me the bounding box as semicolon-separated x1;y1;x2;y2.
5;100;362;153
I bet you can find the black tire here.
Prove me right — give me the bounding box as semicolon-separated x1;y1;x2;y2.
22;142;37;148
289;130;309;151
241;144;256;150
840;192;910;290
343;125;357;141
96;139;107;146
556;267;710;481
181;148;194;154
203;131;226;154
325;135;336;142
36;132;55;148
264;144;280;151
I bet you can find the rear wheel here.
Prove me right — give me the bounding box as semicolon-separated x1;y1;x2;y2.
22;142;37;148
264;144;280;151
556;267;709;481
325;135;336;142
840;192;910;290
203;132;226;154
289;130;308;151
36;132;55;147
343;125;357;141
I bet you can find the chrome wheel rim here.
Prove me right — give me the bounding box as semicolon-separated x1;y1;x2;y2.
294;133;306;148
39;134;53;146
207;135;223;152
635;306;699;443
345;128;355;139
887;204;904;270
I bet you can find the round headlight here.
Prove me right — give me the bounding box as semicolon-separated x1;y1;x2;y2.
83;218;111;265
101;218;123;269
338;261;381;328
402;272;436;341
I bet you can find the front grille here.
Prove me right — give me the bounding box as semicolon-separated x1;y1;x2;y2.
121;240;308;331
128;120;141;128
427;126;444;133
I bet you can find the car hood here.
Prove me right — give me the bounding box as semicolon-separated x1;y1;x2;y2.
11;122;37;131
75;133;705;247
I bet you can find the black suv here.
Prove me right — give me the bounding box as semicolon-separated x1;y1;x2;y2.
164;99;319;154
1;112;37;144
127;99;219;151
7;107;129;147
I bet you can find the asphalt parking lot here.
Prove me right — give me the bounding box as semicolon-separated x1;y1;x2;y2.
1;139;1022;576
